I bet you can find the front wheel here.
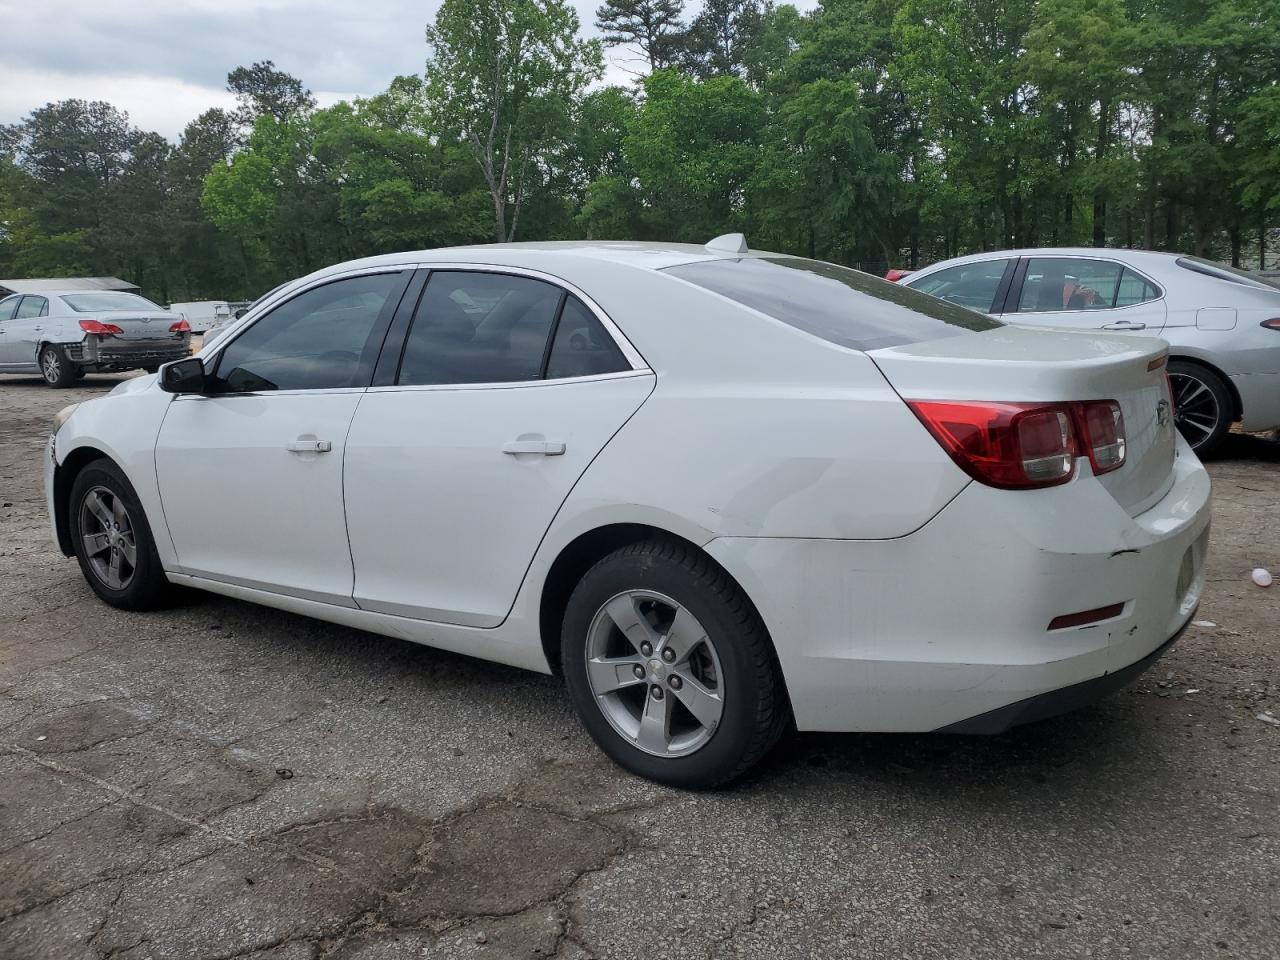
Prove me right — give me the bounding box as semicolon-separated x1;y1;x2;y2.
561;539;788;788
40;345;78;388
69;459;173;610
1168;360;1233;457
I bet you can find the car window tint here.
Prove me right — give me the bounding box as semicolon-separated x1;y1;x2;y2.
664;256;1000;352
1115;268;1160;307
213;272;402;392
905;261;1007;312
15;297;47;319
1017;258;1124;312
545;296;629;379
399;272;561;385
0;297;18;322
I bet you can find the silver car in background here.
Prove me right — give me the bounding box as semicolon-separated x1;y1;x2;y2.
0;290;192;387
897;249;1280;454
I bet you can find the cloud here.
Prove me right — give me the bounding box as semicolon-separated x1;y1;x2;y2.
0;0;819;140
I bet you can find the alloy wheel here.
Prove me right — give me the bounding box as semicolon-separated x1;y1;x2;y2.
585;590;725;758
42;350;61;384
1168;371;1220;450
78;485;137;590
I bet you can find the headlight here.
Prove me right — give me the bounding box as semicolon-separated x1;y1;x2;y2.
53;403;80;433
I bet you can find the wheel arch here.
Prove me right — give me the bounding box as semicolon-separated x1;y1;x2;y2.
537;523;786;705
1169;353;1242;421
52;445;113;556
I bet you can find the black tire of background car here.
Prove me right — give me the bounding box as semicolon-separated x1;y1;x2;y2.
561;538;789;789
69;459;174;611
40;345;79;388
1169;359;1234;458
74;368;87;380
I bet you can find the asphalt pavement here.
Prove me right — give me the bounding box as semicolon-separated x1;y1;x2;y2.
2;373;1278;960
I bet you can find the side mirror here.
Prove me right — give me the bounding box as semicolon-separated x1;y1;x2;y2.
159;357;208;394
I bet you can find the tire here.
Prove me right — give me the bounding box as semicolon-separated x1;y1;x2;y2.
561;538;788;788
1168;360;1233;457
142;365;159;374
39;345;78;388
68;459;172;610
74;368;87;381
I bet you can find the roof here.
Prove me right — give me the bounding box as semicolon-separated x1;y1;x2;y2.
0;276;140;295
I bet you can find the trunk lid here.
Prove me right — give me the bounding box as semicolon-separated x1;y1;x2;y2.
94;311;182;345
868;326;1179;516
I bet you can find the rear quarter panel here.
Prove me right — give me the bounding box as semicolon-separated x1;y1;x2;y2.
536;260;971;543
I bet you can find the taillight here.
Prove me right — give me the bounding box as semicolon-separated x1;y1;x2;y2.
169;318;191;332
1076;400;1126;475
906;401;1077;489
1262;318;1280;331
907;398;1128;489
78;319;124;335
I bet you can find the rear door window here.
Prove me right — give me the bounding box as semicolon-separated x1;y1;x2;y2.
663;256;1001;352
15;297;48;319
1016;258;1124;312
905;260;1010;312
398;272;563;386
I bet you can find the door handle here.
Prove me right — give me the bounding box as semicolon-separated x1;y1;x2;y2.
502;440;566;456
288;439;332;453
1102;321;1146;330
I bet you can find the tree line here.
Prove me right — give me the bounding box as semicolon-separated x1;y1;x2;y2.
2;0;1278;305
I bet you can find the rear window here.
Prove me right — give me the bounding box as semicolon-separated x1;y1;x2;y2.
663;256;1001;351
1175;257;1280;291
62;293;164;312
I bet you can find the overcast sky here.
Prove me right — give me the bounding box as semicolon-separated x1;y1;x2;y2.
0;0;820;141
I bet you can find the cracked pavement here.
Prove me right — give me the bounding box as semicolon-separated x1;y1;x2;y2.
2;373;1279;959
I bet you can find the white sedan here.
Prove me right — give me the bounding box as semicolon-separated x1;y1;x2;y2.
0;290;192;386
45;238;1211;787
895;248;1280;454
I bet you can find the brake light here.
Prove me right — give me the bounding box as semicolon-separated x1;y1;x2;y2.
906;401;1077;489
908;398;1128;489
78;319;124;335
1262;318;1280;331
169;318;191;332
1076;400;1126;475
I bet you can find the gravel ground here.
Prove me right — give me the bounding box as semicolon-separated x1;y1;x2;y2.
1;372;1278;960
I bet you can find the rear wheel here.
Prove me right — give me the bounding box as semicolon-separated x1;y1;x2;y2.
40;345;78;388
69;460;172;610
1168;360;1232;457
561;539;788;788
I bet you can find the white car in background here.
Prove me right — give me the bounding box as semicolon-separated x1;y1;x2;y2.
0;290;192;387
896;249;1280;454
168;300;232;334
45;238;1209;786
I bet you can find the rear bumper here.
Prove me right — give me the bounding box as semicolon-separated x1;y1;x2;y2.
64;336;191;369
706;436;1212;732
937;609;1194;733
1231;371;1280;432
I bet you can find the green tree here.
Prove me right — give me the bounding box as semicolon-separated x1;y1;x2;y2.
596;0;686;71
624;69;764;239
227;60;317;127
424;0;603;241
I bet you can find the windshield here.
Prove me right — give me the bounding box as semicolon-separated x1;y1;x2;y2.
62;293;164;312
1175;257;1280;291
663;256;1001;351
